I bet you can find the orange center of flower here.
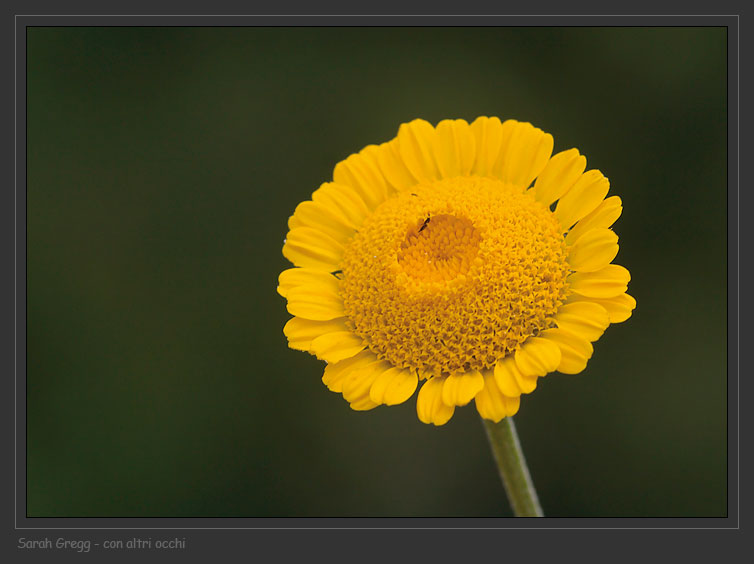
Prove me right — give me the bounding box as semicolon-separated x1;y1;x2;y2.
339;176;571;378
397;214;481;285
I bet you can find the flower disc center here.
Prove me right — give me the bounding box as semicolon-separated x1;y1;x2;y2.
397;214;481;285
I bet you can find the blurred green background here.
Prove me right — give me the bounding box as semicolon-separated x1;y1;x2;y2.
26;27;727;517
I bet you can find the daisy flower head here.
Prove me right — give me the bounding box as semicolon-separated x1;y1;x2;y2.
278;117;635;426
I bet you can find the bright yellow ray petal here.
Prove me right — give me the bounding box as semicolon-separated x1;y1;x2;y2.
493;121;554;189
511;364;538;394
311;182;371;229
489;119;517;178
283;316;349;351
282;227;344;271
396;119;440;182
554;169;610;230
569;293;637;324
310;331;366;363
470;116;504;177
434;118;476;178
376;139;418;191
342;361;391;405
531;148;587;206
322;350;379;393
567;228;619;272
281;268;340;296
514;336;562;377
361;144;399;197
566;196;623;245
285;285;344;321
598;292;637;323
493;357;522;397
540;328;594;374
554;302;610;342
441;370;484;407
369;366;419;406
416;377;455;426
289;200;357;244
505;395;521;416
333;147;391;211
567;264;631;298
474;369;510;423
277;267;339;298
349;396;380;411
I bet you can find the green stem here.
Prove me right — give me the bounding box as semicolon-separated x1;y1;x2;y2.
481;416;543;517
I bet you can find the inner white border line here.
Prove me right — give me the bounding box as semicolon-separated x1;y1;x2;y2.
736;16;741;528
14;12;18;532
13;14;740;17
15;526;740;530
14;14;739;531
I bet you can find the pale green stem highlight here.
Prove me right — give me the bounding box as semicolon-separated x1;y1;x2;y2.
482;416;543;517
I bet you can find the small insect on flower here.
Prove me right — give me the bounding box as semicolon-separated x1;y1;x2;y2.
278;117;635;426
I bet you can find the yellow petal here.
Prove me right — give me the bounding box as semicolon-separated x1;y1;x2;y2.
286;284;343;321
311;182;371;229
567;228;619;272
600;293;637;323
568;264;631;298
505;394;521;417
310;331;366;363
566;196;623;245
361;144;398;197
277;267;338;298
322;350;379;393
493;357;522;396
369;366;418;406
554;169;610;230
531;148;587;206
514;337;562;377
349;396;380;411
569;293;637;324
442;370;484;407
540;328;593;374
493;120;554;189
283;316;348;351
554;302;610;342
289;200;357;244
433;118;476;178
342;361;391;404
470;116;504;177
333;147;390;211
489;119;518;178
512;364;538;393
496;356;540;394
416;377;455;426
396;119;440;182
376;139;417;191
474;369;510;423
282;227;344;271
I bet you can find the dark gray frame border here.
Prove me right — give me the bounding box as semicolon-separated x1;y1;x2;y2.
10;12;740;551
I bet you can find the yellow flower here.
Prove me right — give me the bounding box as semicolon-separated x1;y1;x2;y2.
278;117;635;425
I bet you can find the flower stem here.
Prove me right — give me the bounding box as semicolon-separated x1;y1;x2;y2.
481;416;543;517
